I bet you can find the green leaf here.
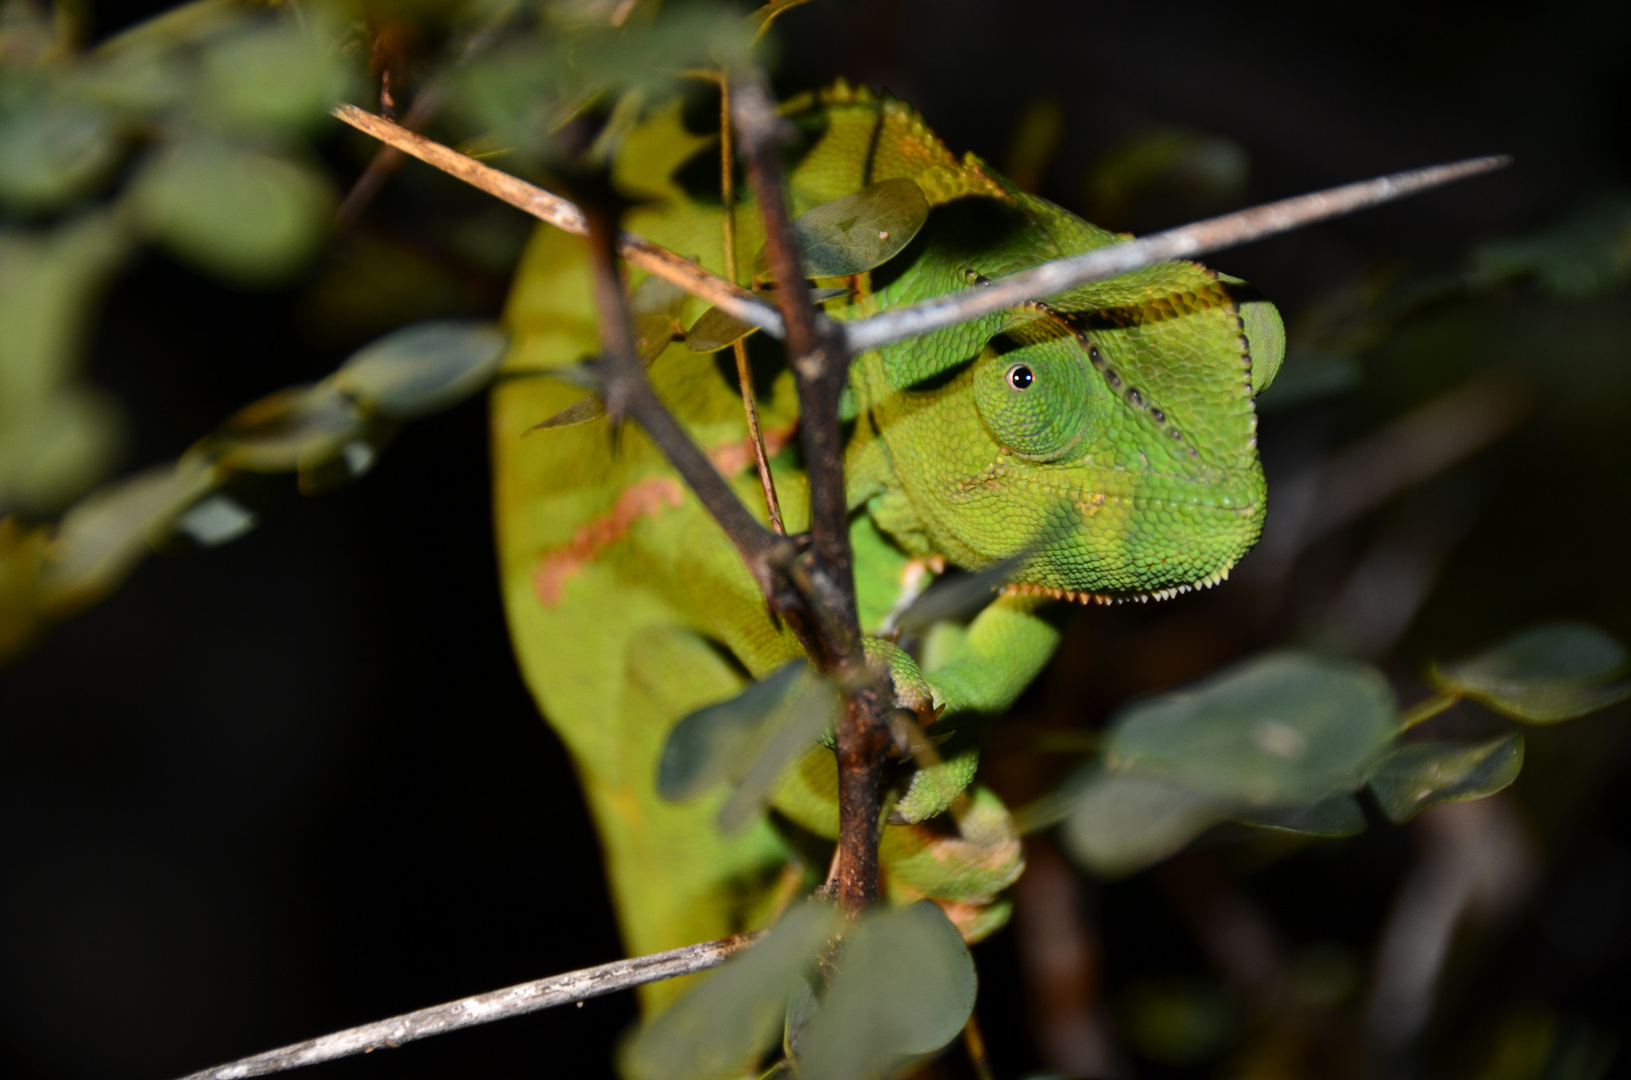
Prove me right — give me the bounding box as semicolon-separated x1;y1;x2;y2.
332;321;508;419
212;384;368;473
1472;194;1631;298
1105;651;1397;806
1235;793;1366;837
1059;769;1231;878
129;137;334;285
0;384;127;517
1367;735;1525;824
622;901;840;1080
659;661;808;802
782;178;930;279
1429;621;1631;723
40;458;220;609
717;671;839;834
797;902;976;1080
199;16;349;133
0;99;123;210
685;304;758;354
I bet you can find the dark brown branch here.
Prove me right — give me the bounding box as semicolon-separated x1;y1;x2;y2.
330;105;785;339
732;74;892;915
173;933;764;1080
578;203;790;600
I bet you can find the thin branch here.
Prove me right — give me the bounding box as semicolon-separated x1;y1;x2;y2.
732;73;891;916
718;71;786;534
842;155;1513;352
330;104;785;339
173;933;764;1080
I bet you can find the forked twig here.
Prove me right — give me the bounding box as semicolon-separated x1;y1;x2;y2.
331;105;786;338
173;933;763;1080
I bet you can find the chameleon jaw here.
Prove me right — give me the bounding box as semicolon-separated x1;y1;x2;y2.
1000;562;1234;606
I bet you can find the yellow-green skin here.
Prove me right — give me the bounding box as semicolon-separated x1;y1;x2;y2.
494;83;1279;1011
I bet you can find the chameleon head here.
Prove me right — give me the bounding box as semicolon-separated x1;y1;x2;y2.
860;198;1282;603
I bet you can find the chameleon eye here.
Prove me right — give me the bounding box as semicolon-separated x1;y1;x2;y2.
1006;364;1035;390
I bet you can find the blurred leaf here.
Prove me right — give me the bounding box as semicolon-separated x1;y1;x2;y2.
797;902;976;1080
630;273;688;360
718;670;838;833
1119;977;1241;1067
332;321;508;419
40;458;220;609
1472;193;1631;298
686;304;758;353
200;16;349;133
531;394;609;430
1060;769;1231;878
173;493;258;547
752;0;818;38
1236;792;1366;836
1368;735;1525;824
659;661;808;801
212;383;367;473
0;211;135;401
0;99;123;210
0;384;127;516
1083;128;1248;228
0;518;49;661
1429;621;1631;723
1001;96;1065;194
1253;348;1363;413
129;137;334;285
622;900;840;1080
1105;651;1397;806
685;288;846;354
780;178;930;279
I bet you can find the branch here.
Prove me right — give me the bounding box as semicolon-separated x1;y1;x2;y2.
330;105;785;339
732;74;891;915
174;933;764;1080
843;155;1512;352
578;201;790;599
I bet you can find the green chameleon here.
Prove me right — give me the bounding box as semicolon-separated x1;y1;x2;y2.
493;81;1282;1010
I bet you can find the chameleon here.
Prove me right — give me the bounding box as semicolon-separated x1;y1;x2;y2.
492;81;1282;1011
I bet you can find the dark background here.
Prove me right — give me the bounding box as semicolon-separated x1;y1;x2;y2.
3;2;1628;1079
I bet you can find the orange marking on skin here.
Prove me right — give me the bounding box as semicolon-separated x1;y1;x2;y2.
532;477;684;607
706;421;798;477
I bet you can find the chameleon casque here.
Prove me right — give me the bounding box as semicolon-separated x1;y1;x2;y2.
494;81;1283;1010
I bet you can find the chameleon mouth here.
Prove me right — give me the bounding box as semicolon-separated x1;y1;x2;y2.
1000;562;1236;606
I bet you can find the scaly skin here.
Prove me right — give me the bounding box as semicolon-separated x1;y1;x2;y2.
493;82;1281;1012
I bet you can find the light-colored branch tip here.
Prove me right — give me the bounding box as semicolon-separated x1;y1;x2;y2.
175;932;764;1080
843;155;1513;352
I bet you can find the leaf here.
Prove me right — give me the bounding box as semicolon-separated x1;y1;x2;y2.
529;395;609;430
717;671;838;833
0;99;123;210
685;304;759;354
1367;734;1525;824
659;661;808;801
684;288;848;354
1059;769;1231;878
796;902;976;1080
0;384;127;517
331;321;508;419
622;900;840;1080
1429;621;1631;723
1235;793;1366;837
1472;194;1631;298
1105;651;1397;807
199;16;348;133
212;384;367;473
129;137;334;285
781;178;930;279
40;458;220;609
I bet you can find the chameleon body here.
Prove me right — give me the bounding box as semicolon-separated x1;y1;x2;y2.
494;82;1280;1010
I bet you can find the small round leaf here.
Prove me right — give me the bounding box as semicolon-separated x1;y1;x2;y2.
784;177;930;279
1367;735;1525;824
332;321;508;419
1060;770;1231;878
213;384;366;472
1429;621;1631;723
